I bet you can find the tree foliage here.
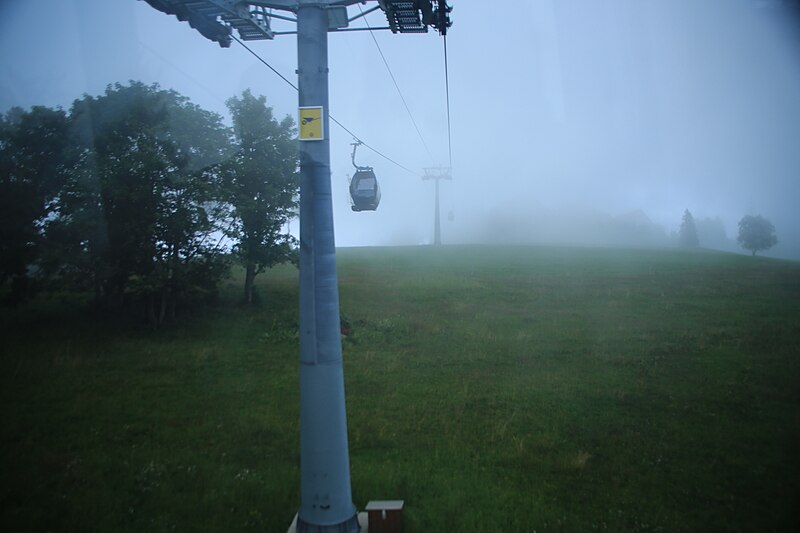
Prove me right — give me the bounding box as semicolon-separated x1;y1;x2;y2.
678;209;700;248
46;82;232;323
0;106;70;302
737;215;777;256
1;82;300;321
222;90;298;304
695;216;732;252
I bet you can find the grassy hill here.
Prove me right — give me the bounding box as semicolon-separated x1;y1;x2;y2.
2;245;799;531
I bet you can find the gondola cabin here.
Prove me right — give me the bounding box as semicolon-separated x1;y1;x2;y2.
350;169;381;212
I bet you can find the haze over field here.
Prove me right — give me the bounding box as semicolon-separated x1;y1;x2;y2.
2;0;798;257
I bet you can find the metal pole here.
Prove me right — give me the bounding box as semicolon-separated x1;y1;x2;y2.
434;177;441;245
296;2;359;531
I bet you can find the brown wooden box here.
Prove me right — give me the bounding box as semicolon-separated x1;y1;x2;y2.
365;500;404;533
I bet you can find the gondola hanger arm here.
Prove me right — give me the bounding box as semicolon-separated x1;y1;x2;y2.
350;140;372;171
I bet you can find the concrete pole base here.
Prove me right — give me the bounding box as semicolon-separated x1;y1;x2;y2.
287;512;368;532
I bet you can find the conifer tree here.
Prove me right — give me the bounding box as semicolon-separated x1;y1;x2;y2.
679;209;700;248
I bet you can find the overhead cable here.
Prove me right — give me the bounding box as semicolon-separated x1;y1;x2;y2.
358;4;435;165
232;34;420;177
443;34;453;171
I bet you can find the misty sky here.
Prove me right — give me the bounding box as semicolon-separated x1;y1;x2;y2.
2;0;799;257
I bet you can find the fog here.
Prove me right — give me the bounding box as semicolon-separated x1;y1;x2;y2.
2;0;799;258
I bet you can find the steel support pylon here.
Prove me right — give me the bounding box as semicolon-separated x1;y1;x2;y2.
296;2;359;532
140;4;453;531
423;167;451;246
434;177;441;245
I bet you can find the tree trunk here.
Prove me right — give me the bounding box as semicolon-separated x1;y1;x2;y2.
169;294;176;321
147;294;157;329
93;275;103;307
244;262;257;304
158;288;168;325
168;246;177;321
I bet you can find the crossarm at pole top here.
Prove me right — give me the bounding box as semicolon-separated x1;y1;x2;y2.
246;1;376;9
377;0;452;35
141;1;451;44
139;0;275;44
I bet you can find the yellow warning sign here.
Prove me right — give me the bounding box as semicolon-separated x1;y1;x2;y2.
299;106;323;141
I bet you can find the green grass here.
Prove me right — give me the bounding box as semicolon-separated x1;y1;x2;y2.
2;245;799;531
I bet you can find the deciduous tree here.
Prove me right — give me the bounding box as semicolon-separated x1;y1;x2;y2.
50;82;231;323
222;90;298;304
0;105;70;302
737;215;777;256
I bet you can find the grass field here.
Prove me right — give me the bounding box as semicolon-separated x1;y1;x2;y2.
2;245;799;531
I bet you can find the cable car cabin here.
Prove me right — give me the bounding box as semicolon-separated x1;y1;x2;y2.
350;169;381;212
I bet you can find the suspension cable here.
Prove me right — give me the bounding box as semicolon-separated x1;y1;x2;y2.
358;4;435;165
231;34;420;177
443;34;453;171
